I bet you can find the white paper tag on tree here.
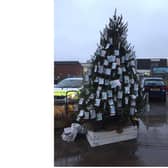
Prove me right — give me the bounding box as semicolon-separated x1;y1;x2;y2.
96;113;103;121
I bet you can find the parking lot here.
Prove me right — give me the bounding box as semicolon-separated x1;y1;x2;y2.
54;96;168;166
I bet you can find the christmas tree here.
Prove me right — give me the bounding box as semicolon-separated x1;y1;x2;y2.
77;9;144;128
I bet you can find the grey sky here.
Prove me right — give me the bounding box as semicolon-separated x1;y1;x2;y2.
55;0;168;62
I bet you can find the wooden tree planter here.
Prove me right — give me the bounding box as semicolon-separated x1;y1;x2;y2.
86;125;138;147
83;116;138;147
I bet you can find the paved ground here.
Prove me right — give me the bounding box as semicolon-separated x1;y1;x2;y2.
54;97;168;166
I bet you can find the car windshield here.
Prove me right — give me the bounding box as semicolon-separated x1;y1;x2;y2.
56;79;83;88
144;79;165;86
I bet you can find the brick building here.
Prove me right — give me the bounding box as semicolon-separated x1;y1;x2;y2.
54;61;83;83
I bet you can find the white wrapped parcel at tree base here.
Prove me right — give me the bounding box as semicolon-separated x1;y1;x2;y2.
62;123;87;142
86;126;138;147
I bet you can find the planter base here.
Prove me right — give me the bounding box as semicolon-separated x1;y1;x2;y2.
86;126;138;147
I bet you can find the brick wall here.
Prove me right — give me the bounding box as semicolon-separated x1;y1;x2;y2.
54;61;83;83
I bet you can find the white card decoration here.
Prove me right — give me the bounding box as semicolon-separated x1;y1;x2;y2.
84;111;90;119
76;115;80;122
105;43;111;49
134;90;139;97
117;91;123;99
96;90;100;98
121;33;127;39
89;93;94;99
90;109;96;119
130;107;135;115
111;79;121;88
85;88;89;95
131;100;136;106
121;56;125;63
109;80;113;87
118;42;121;49
137;75;140;81
125;97;129;104
96;47;101;55
131;95;136;99
105;68;111;75
114;50;119;56
109;38;113;45
94;77;99;83
134;83;139;91
112;63;117;69
101;50;106;57
125;86;130;94
117;100;122;107
130;78;134;84
110;105;116;116
84;74;89;81
98;78;104;85
116;58;120;65
107;55;112;62
104;59;109;66
112;55;116;62
94;65;98;72
95;99;101;106
119;75;123;82
88;70;92;77
79;110;84;117
124;76;129;84
122;67;126;72
113;95;117;102
125;54;129;61
130;60;135;66
140;82;143;89
117;67;122;75
132;67;136;74
97;86;102;91
132;51;136;59
96;113;103;121
102;92;107;100
91;55;96;61
105;79;110;86
79;98;84;105
107;55;116;62
98;65;104;74
108;99;114;105
107;90;113;97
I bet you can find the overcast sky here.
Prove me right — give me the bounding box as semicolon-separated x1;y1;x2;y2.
54;0;168;62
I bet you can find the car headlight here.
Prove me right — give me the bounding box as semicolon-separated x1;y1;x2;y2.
67;92;78;100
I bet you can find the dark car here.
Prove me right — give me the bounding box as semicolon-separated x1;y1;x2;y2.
144;77;167;102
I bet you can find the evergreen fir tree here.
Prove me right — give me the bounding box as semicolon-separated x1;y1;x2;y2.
77;9;144;127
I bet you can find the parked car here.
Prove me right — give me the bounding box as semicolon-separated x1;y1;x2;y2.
143;77;167;102
54;77;83;104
